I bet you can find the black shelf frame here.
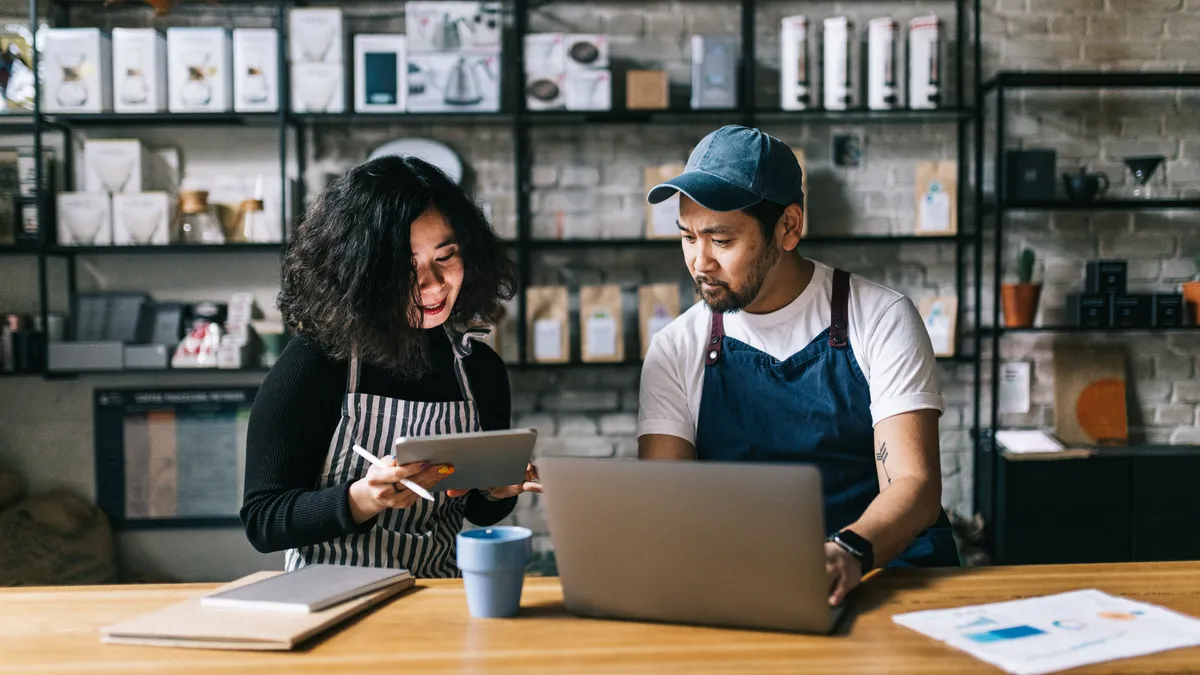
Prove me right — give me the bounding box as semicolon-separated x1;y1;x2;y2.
15;0;982;380
974;69;1200;559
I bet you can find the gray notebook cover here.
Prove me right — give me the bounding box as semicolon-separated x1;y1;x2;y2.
200;564;413;613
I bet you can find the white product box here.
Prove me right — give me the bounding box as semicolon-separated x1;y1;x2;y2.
56;192;112;246
112;28;167;113
690;35;738;110
526;72;566;111
565;70;611;111
166;27;232;112
233;28;279;112
822;17;853;111
290;63;345;113
289;7;344;63
42;28;112;113
524;33;565;75
405;1;502;53
83;138;149;194
866;18;899;110
113;192;173;245
564;34;608;72
908;15;941;110
780;16;811;111
354;34;407;113
406;52;500;113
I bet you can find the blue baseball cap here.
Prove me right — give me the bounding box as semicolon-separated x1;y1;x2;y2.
647;125;805;212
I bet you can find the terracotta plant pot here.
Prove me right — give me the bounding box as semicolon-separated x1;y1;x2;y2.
1001;282;1042;328
1183;281;1200;325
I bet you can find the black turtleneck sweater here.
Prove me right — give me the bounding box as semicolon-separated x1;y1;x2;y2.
240;330;514;554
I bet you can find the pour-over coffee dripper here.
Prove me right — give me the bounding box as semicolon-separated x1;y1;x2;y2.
62;203;105;244
54;50;89;108
123;200;164;244
1124;156;1166;199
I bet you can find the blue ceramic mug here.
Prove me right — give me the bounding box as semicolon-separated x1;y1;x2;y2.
456;526;532;618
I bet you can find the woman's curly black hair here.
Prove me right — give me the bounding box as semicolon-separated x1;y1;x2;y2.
278;155;516;379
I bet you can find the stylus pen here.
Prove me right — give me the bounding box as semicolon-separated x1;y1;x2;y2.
351;444;435;502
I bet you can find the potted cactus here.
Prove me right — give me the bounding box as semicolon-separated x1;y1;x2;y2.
1001;248;1041;328
1184;257;1200;325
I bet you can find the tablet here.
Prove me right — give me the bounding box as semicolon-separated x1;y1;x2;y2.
392;428;538;493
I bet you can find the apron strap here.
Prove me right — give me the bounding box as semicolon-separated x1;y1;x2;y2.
829;268;850;349
445;325;478;404
705;311;725;366
347;347;361;394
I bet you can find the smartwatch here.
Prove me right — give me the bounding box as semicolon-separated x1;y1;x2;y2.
827;529;874;575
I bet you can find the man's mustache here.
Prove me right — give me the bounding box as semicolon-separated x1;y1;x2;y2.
694;276;729;289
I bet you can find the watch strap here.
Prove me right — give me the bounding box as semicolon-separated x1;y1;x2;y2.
829;529;874;574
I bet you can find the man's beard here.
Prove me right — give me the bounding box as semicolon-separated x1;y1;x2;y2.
693;243;780;313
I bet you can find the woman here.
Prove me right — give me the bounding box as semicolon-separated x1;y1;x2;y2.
241;155;536;577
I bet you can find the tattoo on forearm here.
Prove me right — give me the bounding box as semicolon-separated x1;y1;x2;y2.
876;442;892;484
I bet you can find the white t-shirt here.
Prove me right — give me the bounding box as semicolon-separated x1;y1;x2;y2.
637;260;945;444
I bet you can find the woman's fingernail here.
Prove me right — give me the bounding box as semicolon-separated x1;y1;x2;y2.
438;465;455;475
419;462;430;471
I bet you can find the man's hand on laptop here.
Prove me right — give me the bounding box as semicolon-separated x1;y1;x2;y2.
824;541;863;607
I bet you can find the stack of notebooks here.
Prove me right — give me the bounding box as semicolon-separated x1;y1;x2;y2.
101;564;414;650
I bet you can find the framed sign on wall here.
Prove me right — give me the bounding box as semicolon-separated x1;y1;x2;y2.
94;386;257;529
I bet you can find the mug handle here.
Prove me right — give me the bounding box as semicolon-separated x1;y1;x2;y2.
1096;172;1110;195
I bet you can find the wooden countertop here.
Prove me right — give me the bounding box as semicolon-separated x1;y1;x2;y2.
3;561;1200;674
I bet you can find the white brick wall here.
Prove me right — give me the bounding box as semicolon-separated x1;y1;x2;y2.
2;0;1200;575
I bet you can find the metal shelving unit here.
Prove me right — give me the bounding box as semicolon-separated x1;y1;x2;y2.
17;0;982;380
974;70;1200;560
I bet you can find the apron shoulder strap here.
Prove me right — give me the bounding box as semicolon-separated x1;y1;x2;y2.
705;311;725;365
347;347;361;394
828;268;851;349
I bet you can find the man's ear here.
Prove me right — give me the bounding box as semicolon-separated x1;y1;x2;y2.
778;203;805;251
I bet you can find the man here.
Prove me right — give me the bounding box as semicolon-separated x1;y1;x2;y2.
638;125;960;607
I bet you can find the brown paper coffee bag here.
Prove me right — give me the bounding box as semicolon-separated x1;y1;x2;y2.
915;160;958;235
526;286;569;363
580;284;624;363
638;284;681;358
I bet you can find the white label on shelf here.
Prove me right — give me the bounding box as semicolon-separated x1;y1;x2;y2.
999;361;1032;415
919;190;951;233
586;313;617;357
533;318;563;361
651;195;680;237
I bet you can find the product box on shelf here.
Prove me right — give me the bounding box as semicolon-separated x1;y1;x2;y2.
42;28;112;113
166;27;232;112
526;71;566;111
1154;293;1184;328
565;70;610;111
908;15;941;110
1085;260;1127;295
626;70;668;110
83;139;156;194
524;33;565;75
1067;293;1112;328
233;28;279;113
1111;294;1152;329
113;192;173;246
354;34;407;113
112;28;167;113
289;7;344;63
56;192;112;246
822;17;853;111
406;53;500;113
405;2;502;53
564;34;608;72
780;16;811;111
690;35;738;110
866;17;899;110
291;63;346;113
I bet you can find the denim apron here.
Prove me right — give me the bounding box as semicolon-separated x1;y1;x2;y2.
694;268;960;568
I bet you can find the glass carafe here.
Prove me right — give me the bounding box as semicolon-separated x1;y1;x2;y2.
55;51;89;108
233;198;269;242
176;190;225;244
181;52;213;107
243;49;269;103
120;67;149;105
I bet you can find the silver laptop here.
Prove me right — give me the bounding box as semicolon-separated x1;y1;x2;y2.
537;457;844;634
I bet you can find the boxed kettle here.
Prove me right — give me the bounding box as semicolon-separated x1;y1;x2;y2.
42;28;112;113
166;27;232;112
112;28;167;113
406;53;500;113
405;1;503;53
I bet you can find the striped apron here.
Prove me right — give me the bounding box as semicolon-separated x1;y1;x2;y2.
283;328;484;577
